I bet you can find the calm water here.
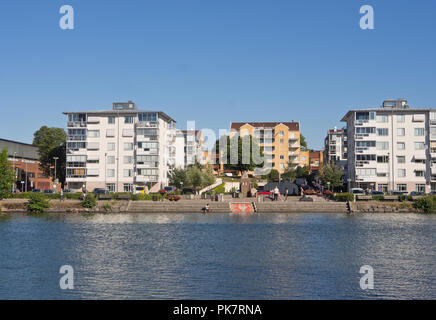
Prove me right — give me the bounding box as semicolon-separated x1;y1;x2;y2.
0;212;434;300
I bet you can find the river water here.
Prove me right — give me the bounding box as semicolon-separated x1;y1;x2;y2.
0;212;434;299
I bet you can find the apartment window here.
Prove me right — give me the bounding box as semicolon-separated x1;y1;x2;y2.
397;184;407;192
107;156;115;164
356;168;376;177
123;184;134;193
397;169;406;178
124;156;133;164
88;130;100;137
377;156;388;163
123;169;133;177
416;184;426;193
415;159;426;164
279;139;284;144
397;115;405;123
431;127;436;137
415;142;425;150
415;171;425;177
301;156;306;161
280;155;284;160
376;141;389;150
124;143;134;151
108;116;115;124
397;128;405;136
356;112;374;121
376;115;388;123
106;183;115;192
377;128;389;136
280;163;285;169
378;184;388;192
124;116;134;124
138;113;157;122
357;154;376;161
107;169;115;178
414;128;425;136
107;142;115;151
356;141;376;148
397;156;405;164
356;127;375;134
397;142;405;150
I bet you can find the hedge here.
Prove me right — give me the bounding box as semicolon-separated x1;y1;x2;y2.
335;193;354;202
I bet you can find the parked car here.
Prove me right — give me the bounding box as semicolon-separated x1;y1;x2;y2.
164;186;176;193
43;189;56;194
93;188;109;195
409;191;424;196
390;190;408;195
370;191;384;196
351;188;365;195
182;188;197;195
134;186;147;195
32;189;42;193
63;189;73;193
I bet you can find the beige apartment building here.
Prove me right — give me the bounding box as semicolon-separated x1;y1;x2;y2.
229;122;301;173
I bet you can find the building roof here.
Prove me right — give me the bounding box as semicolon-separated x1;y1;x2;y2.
340;107;436;122
230;122;299;131
62;110;176;123
0;138;40;160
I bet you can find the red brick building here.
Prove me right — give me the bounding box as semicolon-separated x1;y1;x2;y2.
0;138;57;192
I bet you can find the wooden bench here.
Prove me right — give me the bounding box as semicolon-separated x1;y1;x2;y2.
116;195;131;201
383;195;398;201
98;194;112;200
411;196;424;201
357;195;372;201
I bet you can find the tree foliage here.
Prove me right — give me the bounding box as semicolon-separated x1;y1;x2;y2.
282;161;297;182
33;126;66;186
169;168;188;189
300;134;308;150
320;164;343;188
0;148;15;199
266;169;280;182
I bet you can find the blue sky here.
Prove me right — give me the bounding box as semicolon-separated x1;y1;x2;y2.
1;0;436;149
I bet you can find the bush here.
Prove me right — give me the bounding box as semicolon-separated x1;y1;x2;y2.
372;195;384;201
131;193;153;201
64;192;83;200
102;203;112;213
81;193;97;209
335;193;354;202
167;195;181;201
212;184;225;194
26;193;51;214
413;195;436;213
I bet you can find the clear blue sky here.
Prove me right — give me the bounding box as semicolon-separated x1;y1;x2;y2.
1;0;436;149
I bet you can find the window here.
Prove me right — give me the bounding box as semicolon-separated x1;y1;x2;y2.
415;142;425;150
397;128;405;136
357;154;376;161
356;112;374;121
414;128;424;136
415;171;425;177
123;184;134;192
88;130;100;137
138;113;157;122
124;143;134;151
67;155;86;162
280;155;284;160
356;141;376;148
108;116;115;124
107;169;115;178
356;127;375;134
376;115;388;123
123;169;133;177
376;141;389;150
378;184;388;192
356;168;376;177
431;127;436;137
280;163;284;169
398;169;406;178
106;183;115;192
416;184;426;193
397;142;405;150
107;156;115;164
397;156;405;164
377;128;389;136
279;139;284;144
397;184;407;192
124;156;133;164
377;156;389;163
107;143;115;151
397;115;405;123
124;116;134;124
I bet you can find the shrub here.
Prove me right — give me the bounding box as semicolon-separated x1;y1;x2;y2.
81;193;97;209
131;193;153;201
102;203;112;213
26;193;51;214
413;195;436;213
167;195;181;201
212;184;225;194
372;195;384;201
335;193;354;202
64;192;83;200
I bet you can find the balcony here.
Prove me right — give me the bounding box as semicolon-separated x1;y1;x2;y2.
136;121;158;128
67;121;86;128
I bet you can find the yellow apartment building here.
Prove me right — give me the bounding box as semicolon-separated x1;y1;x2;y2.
299;150;310;167
230;122;301;173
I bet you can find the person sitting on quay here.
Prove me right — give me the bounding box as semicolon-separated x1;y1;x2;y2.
202;203;210;214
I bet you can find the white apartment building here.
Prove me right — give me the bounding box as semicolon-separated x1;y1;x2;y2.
341;99;436;193
324;127;348;181
64;101;176;193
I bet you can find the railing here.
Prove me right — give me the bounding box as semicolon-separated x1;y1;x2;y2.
67;121;87;128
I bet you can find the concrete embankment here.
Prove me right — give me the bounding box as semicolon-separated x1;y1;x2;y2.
0;199;420;214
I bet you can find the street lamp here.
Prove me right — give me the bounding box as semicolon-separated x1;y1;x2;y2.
12;152;17;193
347;178;352;193
53;157;59;185
104;153;107;190
327;181;330;191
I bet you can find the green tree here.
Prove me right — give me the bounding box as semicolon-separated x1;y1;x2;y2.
266;169;280;182
187;166;203;190
33;126;66;186
300;134;308;150
0;148;15;199
282;161;297;182
320;164;343;189
169;168;188;189
202;165;216;186
217;135;263;174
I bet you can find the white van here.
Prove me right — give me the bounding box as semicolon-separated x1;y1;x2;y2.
351;188;365;195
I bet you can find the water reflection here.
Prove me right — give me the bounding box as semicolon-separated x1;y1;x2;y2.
0;213;434;299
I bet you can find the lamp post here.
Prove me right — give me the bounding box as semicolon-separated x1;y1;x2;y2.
12;152;17;193
105;153;107;190
327;181;330;191
347;178;352;193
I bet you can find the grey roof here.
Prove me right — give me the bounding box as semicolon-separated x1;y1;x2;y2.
340;107;436;122
62;110;176;123
0;138;40;160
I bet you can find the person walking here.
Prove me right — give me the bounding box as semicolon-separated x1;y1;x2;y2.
283;188;289;201
60;189;64;202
